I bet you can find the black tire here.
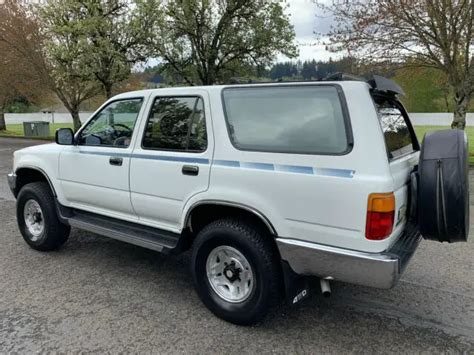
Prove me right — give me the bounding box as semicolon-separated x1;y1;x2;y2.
16;182;70;251
191;218;281;325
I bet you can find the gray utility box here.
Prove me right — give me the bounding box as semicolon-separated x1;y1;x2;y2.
23;121;50;137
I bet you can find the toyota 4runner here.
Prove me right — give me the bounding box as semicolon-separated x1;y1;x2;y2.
7;75;469;325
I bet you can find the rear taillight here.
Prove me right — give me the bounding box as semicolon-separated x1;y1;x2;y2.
366;192;395;240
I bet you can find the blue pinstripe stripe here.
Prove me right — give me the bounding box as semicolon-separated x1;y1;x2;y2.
315;168;355;178
213;159;240;167
240;162;274;171
214;159;354;178
73;150;354;178
275;164;314;175
77;150;131;158
75;150;208;164
133;153;209;164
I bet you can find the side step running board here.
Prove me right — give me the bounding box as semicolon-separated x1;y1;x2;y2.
58;206;182;254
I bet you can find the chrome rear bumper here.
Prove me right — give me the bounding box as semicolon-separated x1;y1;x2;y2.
277;224;421;289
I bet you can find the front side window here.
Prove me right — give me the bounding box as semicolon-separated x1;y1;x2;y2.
143;96;207;152
222;86;349;154
374;96;415;159
79;98;143;147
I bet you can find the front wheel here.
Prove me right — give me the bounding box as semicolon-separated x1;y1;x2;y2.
17;182;70;251
191;218;281;325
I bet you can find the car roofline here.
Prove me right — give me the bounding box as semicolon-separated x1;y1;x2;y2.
110;79;373;100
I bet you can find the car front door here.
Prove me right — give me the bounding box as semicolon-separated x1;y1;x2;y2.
58;96;147;220
129;90;213;232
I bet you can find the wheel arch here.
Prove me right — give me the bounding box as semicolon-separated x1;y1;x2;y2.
14;166;57;198
184;200;278;237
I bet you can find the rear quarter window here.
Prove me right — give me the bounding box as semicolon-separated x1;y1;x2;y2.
222;85;351;155
374;97;416;159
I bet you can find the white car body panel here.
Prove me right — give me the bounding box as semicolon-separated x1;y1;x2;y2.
12;81;419;254
56;93;151;221
13;143;63;197
129;88;215;231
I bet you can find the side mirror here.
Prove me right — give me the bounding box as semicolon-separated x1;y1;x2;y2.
55;128;75;145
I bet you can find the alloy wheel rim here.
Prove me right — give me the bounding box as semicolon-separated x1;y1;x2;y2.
206;245;254;303
23;199;44;241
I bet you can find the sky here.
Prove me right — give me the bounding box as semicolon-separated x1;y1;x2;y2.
281;0;340;62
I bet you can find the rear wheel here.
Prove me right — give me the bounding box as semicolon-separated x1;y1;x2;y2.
17;182;70;251
191;218;281;325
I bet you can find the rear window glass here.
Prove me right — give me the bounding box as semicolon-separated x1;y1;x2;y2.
222;86;349;154
374;98;415;159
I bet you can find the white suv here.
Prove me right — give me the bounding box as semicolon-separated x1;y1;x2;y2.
7;75;469;325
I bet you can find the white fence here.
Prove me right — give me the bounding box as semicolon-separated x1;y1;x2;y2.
5;111;474;127
5;112;93;125
409;113;474;126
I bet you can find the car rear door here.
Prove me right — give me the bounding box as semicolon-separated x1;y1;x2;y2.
129;89;214;232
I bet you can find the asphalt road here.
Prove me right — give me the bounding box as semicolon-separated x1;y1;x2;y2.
0;137;473;353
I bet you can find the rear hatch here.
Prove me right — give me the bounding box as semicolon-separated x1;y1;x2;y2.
373;94;420;236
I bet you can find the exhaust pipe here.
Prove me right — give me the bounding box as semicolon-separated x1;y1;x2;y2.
320;279;331;297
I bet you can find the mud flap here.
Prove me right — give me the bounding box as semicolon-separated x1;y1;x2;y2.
281;261;310;305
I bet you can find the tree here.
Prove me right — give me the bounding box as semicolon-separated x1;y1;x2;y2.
0;0;99;131
269;62;298;80
58;0;155;99
301;60;317;80
1;0;154;131
0;44;24;130
40;0;157;127
394;66;450;112
140;0;298;85
39;1;102;130
0;1;45;131
317;0;474;128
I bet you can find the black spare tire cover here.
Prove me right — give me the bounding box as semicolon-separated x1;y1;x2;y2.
418;129;469;242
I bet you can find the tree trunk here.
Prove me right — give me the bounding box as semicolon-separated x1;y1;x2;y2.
202;65;216;85
104;83;113;99
451;89;470;130
70;110;82;132
0;107;6;131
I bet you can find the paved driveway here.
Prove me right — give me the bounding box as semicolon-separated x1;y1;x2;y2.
0;137;473;353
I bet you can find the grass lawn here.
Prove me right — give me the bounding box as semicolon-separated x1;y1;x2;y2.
413;126;474;163
1;123;74;138
413;125;474;142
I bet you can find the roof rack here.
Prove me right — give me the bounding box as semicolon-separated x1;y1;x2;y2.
228;72;405;96
227;77;322;85
323;72;366;82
